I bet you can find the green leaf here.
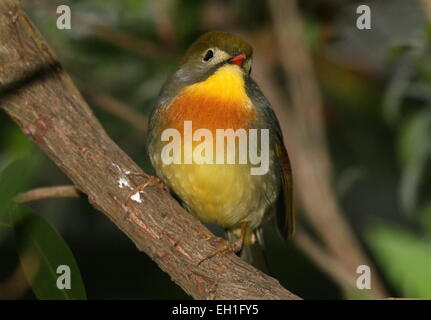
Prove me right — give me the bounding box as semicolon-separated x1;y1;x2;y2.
4;127;34;158
0;155;41;212
398;111;431;214
399;160;426;215
368;224;431;298
12;205;87;300
419;202;431;235
382;51;415;125
398;111;431;166
0;154;41;241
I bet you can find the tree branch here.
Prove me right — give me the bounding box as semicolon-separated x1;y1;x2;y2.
294;228;358;293
0;0;300;300
14;185;81;203
83;89;148;133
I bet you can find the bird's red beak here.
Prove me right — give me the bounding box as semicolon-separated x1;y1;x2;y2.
229;53;246;66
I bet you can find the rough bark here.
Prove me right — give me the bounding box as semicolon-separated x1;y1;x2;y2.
0;0;300;300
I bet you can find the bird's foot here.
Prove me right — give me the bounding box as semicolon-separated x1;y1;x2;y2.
198;221;250;264
127;171;168;190
198;236;243;265
125;173;168;205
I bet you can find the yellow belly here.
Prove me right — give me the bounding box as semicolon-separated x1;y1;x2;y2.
153;158;278;229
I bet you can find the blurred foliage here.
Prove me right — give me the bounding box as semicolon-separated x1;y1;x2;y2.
368;224;431;298
0;155;41;241
0;0;430;299
365;5;431;299
398;110;431;215
13;205;87;300
0;157;86;299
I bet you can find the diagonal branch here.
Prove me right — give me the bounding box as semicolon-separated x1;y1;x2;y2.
0;0;299;300
83;89;148;133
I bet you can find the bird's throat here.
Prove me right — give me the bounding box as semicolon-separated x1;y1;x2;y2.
165;64;256;132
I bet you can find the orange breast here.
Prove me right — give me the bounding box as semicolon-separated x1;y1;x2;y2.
163;64;256;132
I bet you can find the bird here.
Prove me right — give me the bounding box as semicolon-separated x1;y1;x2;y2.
144;31;294;272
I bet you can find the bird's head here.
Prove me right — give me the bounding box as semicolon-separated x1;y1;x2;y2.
177;31;253;81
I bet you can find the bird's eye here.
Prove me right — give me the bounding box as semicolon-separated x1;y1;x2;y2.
203;49;214;62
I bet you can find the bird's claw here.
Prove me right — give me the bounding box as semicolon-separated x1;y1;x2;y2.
125;173;168;205
198;237;242;265
198;221;249;265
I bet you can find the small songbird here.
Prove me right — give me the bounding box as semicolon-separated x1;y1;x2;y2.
146;31;294;271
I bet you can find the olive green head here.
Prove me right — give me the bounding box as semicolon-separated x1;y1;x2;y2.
158;31;254;105
179;31;253;77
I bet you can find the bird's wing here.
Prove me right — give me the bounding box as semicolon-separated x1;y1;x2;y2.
246;78;295;239
274;141;295;239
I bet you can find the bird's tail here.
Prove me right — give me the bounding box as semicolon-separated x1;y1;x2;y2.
227;228;270;275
